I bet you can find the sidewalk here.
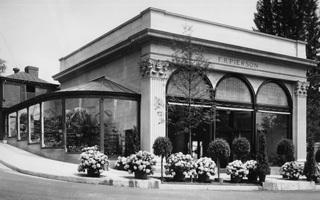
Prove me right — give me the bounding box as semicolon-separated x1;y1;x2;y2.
0;143;319;191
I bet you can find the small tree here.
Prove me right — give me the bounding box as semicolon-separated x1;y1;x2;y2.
276;139;295;166
167;25;214;156
256;133;270;182
152;137;173;181
0;58;6;75
208;138;230;181
232;137;251;161
304;131;317;181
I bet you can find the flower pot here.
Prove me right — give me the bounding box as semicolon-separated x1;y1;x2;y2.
306;176;318;182
230;176;243;183
214;178;224;183
282;175;288;179
197;173;211;183
87;168;100;177
134;171;148;179
174;172;186;182
259;174;266;182
247;172;258;182
288;176;299;180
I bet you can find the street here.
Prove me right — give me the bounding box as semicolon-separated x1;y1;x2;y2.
0;163;320;200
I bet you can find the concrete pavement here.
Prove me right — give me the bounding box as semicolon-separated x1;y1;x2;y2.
0;142;319;191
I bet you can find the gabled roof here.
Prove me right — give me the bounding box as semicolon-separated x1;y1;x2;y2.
6;71;51;84
58;76;138;94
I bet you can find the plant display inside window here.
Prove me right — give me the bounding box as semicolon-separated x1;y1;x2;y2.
29;104;41;143
43;100;63;147
66;107;99;153
78;145;109;177
18;110;28;140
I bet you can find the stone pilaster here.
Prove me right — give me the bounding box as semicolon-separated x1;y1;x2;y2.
294;81;309;162
139;58;169;152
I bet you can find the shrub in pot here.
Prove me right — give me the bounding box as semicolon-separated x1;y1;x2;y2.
256;133;270;182
276;139;295;166
208;138;230;182
153;136;173;181
232;137;251;161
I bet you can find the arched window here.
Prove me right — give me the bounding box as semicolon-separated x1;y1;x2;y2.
215;77;252;104
256;81;291;166
257;82;288;107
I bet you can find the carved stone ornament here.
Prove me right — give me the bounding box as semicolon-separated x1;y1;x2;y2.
138;58;169;78
295;81;309;97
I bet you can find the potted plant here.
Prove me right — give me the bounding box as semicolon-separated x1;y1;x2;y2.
77;145;109;177
226;160;249;183
279;161;304;180
232;137;251;161
304;132;317;182
276;139;295;166
165;152;196;181
208;138;230;183
114;156;127;171
152;136;173;181
124;151;157;179
256;133;270;182
195;157;216;182
244;160;258;182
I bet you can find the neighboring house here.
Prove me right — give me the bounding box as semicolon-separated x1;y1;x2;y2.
2;8;317;164
0;66;59;140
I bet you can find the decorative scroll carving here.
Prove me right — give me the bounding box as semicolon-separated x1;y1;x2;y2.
138;58;169;78
295;81;309;97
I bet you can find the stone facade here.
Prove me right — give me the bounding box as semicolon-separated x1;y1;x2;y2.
53;8;317;162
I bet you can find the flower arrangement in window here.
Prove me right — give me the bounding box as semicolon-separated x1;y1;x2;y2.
124;151;157;175
280;161;304;180
165;152;196;178
195;157;216;177
226;160;249;182
77;145;109;177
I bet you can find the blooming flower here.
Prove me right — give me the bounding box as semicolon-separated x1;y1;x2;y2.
280;161;303;179
226;160;249;178
194;157;217;177
124;151;157;175
165;152;196;177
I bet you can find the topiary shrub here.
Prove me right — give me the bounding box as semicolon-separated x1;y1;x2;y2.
315;148;320;163
304;132;317;181
256;133;270;182
232;137;251;161
276;139;295;166
208;138;230;180
153;137;173;181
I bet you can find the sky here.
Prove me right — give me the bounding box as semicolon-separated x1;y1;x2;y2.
0;0;258;83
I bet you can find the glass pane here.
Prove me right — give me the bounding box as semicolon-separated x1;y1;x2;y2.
18;108;28;140
5;115;8;137
215;77;252;103
167;71;211;100
43;100;63;147
8;112;17;137
29;104;41;143
103;99;138;157
256;112;288;166
215;110;253;167
257;83;288;106
66;98;100;153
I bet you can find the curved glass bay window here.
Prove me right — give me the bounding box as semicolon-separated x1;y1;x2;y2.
167;70;213;158
215;76;254;166
4;76;140;159
256;82;291;165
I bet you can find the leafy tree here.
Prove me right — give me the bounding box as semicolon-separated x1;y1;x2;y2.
167;25;214;156
0;58;6;75
256;133;270;182
303;131;317;181
152;137;173;181
254;0;320;141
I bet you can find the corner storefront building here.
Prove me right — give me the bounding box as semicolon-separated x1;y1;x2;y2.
4;8;317;164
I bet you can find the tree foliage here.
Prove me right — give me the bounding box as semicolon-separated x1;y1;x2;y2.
254;0;320;141
303;131;317;180
168;25;214;155
256;133;270;176
0;58;6;75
